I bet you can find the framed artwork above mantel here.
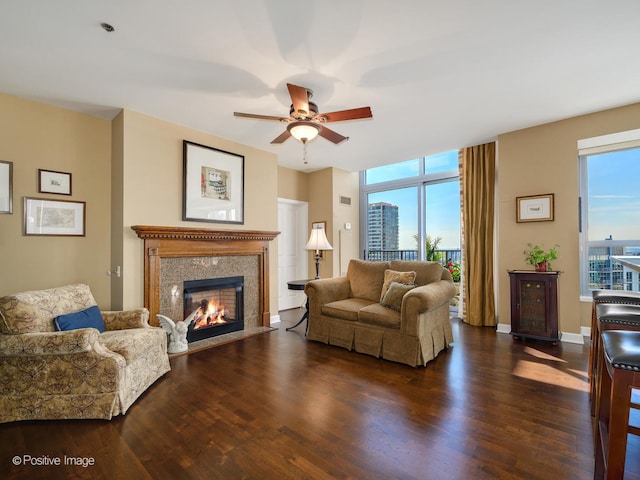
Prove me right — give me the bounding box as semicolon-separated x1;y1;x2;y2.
182;140;245;225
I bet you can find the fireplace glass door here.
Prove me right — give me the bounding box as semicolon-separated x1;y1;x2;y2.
183;276;244;342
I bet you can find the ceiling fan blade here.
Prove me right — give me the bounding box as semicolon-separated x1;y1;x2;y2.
318;126;349;144
234;112;289;122
320;107;373;123
287;83;310;116
271;130;292;144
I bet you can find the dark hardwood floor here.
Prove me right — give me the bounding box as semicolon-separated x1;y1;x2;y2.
1;309;637;479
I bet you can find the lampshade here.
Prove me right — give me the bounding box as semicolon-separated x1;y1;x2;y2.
305;225;333;252
288;121;321;143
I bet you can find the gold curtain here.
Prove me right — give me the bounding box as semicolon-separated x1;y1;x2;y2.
460;142;496;327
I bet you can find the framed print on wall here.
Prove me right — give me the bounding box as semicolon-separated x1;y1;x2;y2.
39;169;72;195
0;160;12;214
312;221;327;231
24;197;86;236
516;193;554;223
182;140;245;224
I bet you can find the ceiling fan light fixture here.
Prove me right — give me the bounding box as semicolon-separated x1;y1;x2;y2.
288;121;321;143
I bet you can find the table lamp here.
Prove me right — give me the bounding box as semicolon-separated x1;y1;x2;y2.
306;224;333;279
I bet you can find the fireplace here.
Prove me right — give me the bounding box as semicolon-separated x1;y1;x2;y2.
131;226;279;330
184;276;244;342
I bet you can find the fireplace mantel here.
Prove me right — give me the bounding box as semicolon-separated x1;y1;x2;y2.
131;225;279;327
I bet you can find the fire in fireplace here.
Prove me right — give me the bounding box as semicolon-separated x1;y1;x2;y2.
183;276;244;342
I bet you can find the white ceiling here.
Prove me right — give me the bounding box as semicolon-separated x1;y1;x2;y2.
1;0;639;172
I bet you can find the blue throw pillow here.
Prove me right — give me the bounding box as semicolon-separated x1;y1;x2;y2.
54;305;105;333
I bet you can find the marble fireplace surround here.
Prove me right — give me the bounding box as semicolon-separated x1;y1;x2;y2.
131;226;279;330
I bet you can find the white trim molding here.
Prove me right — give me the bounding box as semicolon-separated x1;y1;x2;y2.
497;323;586;344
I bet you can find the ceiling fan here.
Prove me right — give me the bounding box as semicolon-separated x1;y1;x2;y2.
234;83;373;145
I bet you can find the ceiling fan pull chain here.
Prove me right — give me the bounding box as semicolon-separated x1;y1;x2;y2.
303;142;309;165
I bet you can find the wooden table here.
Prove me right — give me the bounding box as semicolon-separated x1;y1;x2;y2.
285;279;313;334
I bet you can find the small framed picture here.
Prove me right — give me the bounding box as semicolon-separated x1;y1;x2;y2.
39;169;72;195
24;197;86;236
516;193;554;223
0;160;12;214
312;221;327;231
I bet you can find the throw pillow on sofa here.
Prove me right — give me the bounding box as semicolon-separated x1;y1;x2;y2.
380;269;416;301
54;305;105;333
381;281;416;311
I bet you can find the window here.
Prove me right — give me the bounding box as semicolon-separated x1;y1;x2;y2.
365;159;419;185
579;130;640;295
361;151;460;264
366;187;418;260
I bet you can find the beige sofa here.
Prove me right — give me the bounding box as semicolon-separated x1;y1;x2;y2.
0;284;171;423
305;259;456;367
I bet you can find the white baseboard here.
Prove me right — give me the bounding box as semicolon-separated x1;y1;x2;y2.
581;326;591;338
270;314;281;327
559;331;585;344
497;322;585;344
496;323;511;334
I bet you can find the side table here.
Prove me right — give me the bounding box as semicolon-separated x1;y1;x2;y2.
286;279;313;334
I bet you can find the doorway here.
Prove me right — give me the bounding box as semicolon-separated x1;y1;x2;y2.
277;198;308;311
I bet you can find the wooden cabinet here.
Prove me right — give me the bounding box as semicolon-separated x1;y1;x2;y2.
508;271;559;343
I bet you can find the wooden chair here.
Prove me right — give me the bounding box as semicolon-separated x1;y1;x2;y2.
591;304;640;417
590;291;640;386
589;293;640;413
594;330;640;479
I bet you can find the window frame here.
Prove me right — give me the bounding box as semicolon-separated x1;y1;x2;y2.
360;158;459;261
578;129;640;297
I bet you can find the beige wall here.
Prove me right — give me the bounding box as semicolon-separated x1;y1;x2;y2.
0;95;278;318
330;169;360;276
304;167;360;278
307;168;334;278
0;94;112;307
110;111;125;309
277;165;309;202
115;110;280;316
497;102;640;338
277;165;359;279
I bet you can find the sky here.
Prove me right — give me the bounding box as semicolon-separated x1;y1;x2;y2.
587;148;640;242
366;151;461;250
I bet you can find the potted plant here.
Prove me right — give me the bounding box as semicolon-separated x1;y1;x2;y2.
446;259;461;283
523;243;559;272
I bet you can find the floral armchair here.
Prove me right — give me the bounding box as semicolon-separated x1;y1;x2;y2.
0;284;171;423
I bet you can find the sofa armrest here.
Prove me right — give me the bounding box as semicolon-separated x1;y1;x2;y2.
102;308;151;331
0;329;126;402
304;277;351;316
0;328;110;357
401;280;457;334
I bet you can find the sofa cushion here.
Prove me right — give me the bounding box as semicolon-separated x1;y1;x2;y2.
380;270;416;301
346;259;389;302
54;305;105;333
100;328;164;365
390;260;444;286
359;303;401;329
322;298;377;322
381;281;416;312
0;284;98;334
